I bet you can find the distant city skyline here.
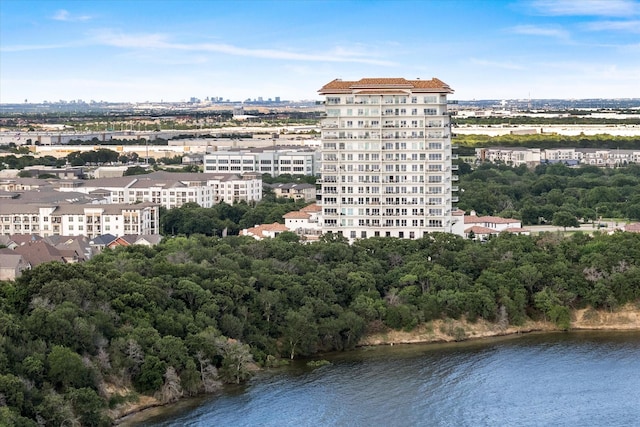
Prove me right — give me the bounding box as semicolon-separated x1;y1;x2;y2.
1;0;639;103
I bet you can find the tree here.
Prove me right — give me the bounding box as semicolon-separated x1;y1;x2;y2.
67;387;109;427
196;351;222;393
160;366;183;403
134;355;166;393
47;345;93;389
552;211;579;231
214;337;254;384
281;308;318;359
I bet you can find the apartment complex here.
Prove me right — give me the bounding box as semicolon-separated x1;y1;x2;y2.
318;78;458;240
55;171;262;208
0;202;159;238
476;147;640;167
203;147;319;177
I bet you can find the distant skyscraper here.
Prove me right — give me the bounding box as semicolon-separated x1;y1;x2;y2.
318;78;458;240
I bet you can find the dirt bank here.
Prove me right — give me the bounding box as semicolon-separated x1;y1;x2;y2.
358;304;640;346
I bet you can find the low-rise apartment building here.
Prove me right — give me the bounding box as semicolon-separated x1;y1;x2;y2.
266;183;317;201
0;202;159;238
476;147;640;167
55;171;262;207
204;147;319;177
475;147;541;167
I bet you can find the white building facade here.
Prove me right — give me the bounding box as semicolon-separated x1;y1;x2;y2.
204;148;319;177
56;171;262;208
318;78;458;240
0;202;159;238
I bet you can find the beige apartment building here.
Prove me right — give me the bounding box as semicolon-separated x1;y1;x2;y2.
0;202;159;238
318;78;459;240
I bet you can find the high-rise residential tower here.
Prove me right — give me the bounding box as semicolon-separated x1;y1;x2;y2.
318;78;458;240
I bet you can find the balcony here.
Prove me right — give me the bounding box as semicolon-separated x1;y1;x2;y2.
451;186;459;192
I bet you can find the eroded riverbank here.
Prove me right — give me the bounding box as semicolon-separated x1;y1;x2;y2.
113;304;640;425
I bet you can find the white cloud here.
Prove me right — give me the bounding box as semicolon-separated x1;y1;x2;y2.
470;58;525;70
584;20;640;32
89;30;396;66
0;41;87;52
530;0;640;17
52;9;92;22
508;24;570;39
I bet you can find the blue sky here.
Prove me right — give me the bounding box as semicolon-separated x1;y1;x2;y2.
1;0;639;103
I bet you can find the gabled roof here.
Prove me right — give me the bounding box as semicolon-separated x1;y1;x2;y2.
9;234;44;246
465;225;495;235
44;235;93;261
12;240;66;267
0;249;29;272
625;223;640;233
135;234;163;245
300;203;321;213
89;234;117;246
243;222;289;239
108;235;138;248
283;211;311;219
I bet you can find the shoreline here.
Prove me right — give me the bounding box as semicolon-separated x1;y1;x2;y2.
112;305;640;425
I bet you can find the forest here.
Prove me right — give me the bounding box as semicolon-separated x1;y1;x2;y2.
456;162;640;224
3;228;640;425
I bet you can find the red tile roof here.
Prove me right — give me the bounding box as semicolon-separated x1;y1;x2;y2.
300;203;321;213
243;222;289;239
283;211;311;219
465;225;495;235
319;78;453;94
625;223;640;232
464;215;520;224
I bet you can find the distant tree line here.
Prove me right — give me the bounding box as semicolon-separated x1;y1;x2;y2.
454;133;640;149
457;162;640;224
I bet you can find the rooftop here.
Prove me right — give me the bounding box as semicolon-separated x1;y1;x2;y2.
319;78;453;94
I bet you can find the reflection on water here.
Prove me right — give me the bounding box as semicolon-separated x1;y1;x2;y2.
124;331;640;427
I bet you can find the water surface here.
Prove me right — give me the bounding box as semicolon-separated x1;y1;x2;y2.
127;331;640;427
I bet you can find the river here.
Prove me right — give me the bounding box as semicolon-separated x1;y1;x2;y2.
122;331;640;426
